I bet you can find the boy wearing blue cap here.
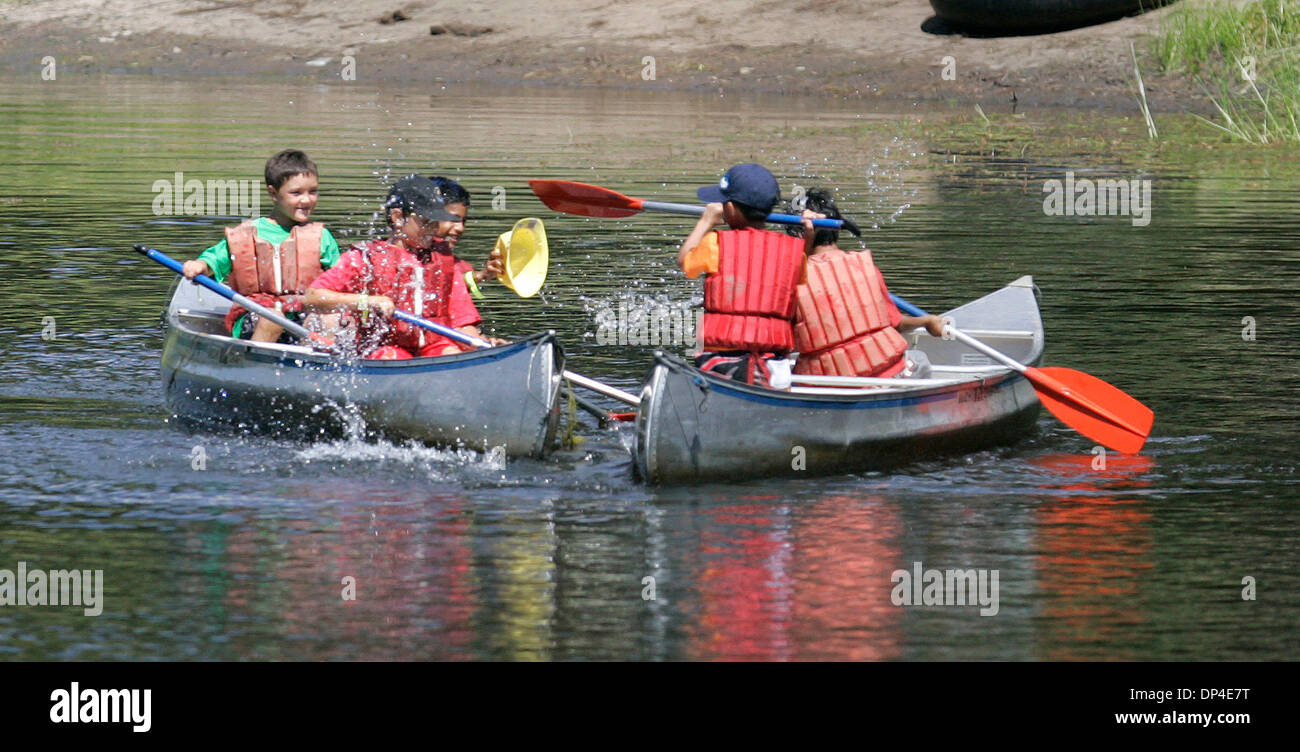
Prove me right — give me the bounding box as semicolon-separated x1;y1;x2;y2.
677;163;813;385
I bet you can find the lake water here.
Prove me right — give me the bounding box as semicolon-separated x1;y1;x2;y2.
0;76;1296;660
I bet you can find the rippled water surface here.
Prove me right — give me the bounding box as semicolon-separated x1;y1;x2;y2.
0;77;1296;660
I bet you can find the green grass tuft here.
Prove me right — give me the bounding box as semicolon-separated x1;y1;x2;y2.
1152;0;1300;143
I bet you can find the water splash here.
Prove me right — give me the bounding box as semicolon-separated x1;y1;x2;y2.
295;436;507;477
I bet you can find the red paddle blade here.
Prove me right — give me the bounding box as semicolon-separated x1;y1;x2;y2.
1028;366;1154;454
608;412;638;422
528;180;644;218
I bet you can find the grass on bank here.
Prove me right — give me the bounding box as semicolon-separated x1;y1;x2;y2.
1152;0;1300;143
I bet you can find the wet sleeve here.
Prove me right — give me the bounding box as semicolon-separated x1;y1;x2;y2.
197;238;232;284
448;260;482;328
309;249;361;292
319;227;342;269
680;232;719;279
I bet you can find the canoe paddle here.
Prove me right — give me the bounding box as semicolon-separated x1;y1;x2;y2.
528;179;856;233
137;245;640;409
891;293;1154;454
136;245;338;351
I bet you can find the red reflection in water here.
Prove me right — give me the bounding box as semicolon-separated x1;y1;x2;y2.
687;497;902;661
790;498;903;661
689;505;792;661
221;494;475;660
1031;453;1155;660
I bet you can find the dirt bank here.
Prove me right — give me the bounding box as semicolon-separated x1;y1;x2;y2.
0;0;1206;112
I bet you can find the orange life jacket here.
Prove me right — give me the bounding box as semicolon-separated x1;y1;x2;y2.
794;249;910;378
225;221;324;301
698;229;805;353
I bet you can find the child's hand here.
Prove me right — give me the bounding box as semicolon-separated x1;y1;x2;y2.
800;209;826;235
477;247;505;283
458;325;504;346
366;295;397;318
702;202;725;226
922;314;946;338
182;260;209;280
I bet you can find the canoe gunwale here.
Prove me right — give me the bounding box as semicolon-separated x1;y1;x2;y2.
650;352;1023;407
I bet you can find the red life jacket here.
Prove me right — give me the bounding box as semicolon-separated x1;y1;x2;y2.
351;240;457;353
794;249;910;378
225;221;324;302
698;229;805;353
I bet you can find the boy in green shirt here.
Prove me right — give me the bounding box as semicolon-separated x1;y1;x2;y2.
182;149;340;342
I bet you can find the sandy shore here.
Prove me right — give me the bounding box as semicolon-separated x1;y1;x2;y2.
0;0;1205;111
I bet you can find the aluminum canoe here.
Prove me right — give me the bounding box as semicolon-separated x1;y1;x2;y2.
634;276;1045;483
159;279;563;457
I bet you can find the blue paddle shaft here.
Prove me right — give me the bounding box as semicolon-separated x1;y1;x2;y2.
393;310;490;348
134;244;320;343
639;200;844;229
890;293;928;318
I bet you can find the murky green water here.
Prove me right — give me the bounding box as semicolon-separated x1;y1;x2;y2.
0;76;1296;660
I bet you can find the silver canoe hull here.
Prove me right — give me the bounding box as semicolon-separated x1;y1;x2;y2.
160;280;563;457
635;276;1045;483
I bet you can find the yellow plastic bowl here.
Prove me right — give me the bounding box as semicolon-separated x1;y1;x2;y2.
495;217;548;298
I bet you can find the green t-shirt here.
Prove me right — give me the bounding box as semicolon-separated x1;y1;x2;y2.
198;217;341;284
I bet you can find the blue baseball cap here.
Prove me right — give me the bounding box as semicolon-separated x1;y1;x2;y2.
697;163;780;211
